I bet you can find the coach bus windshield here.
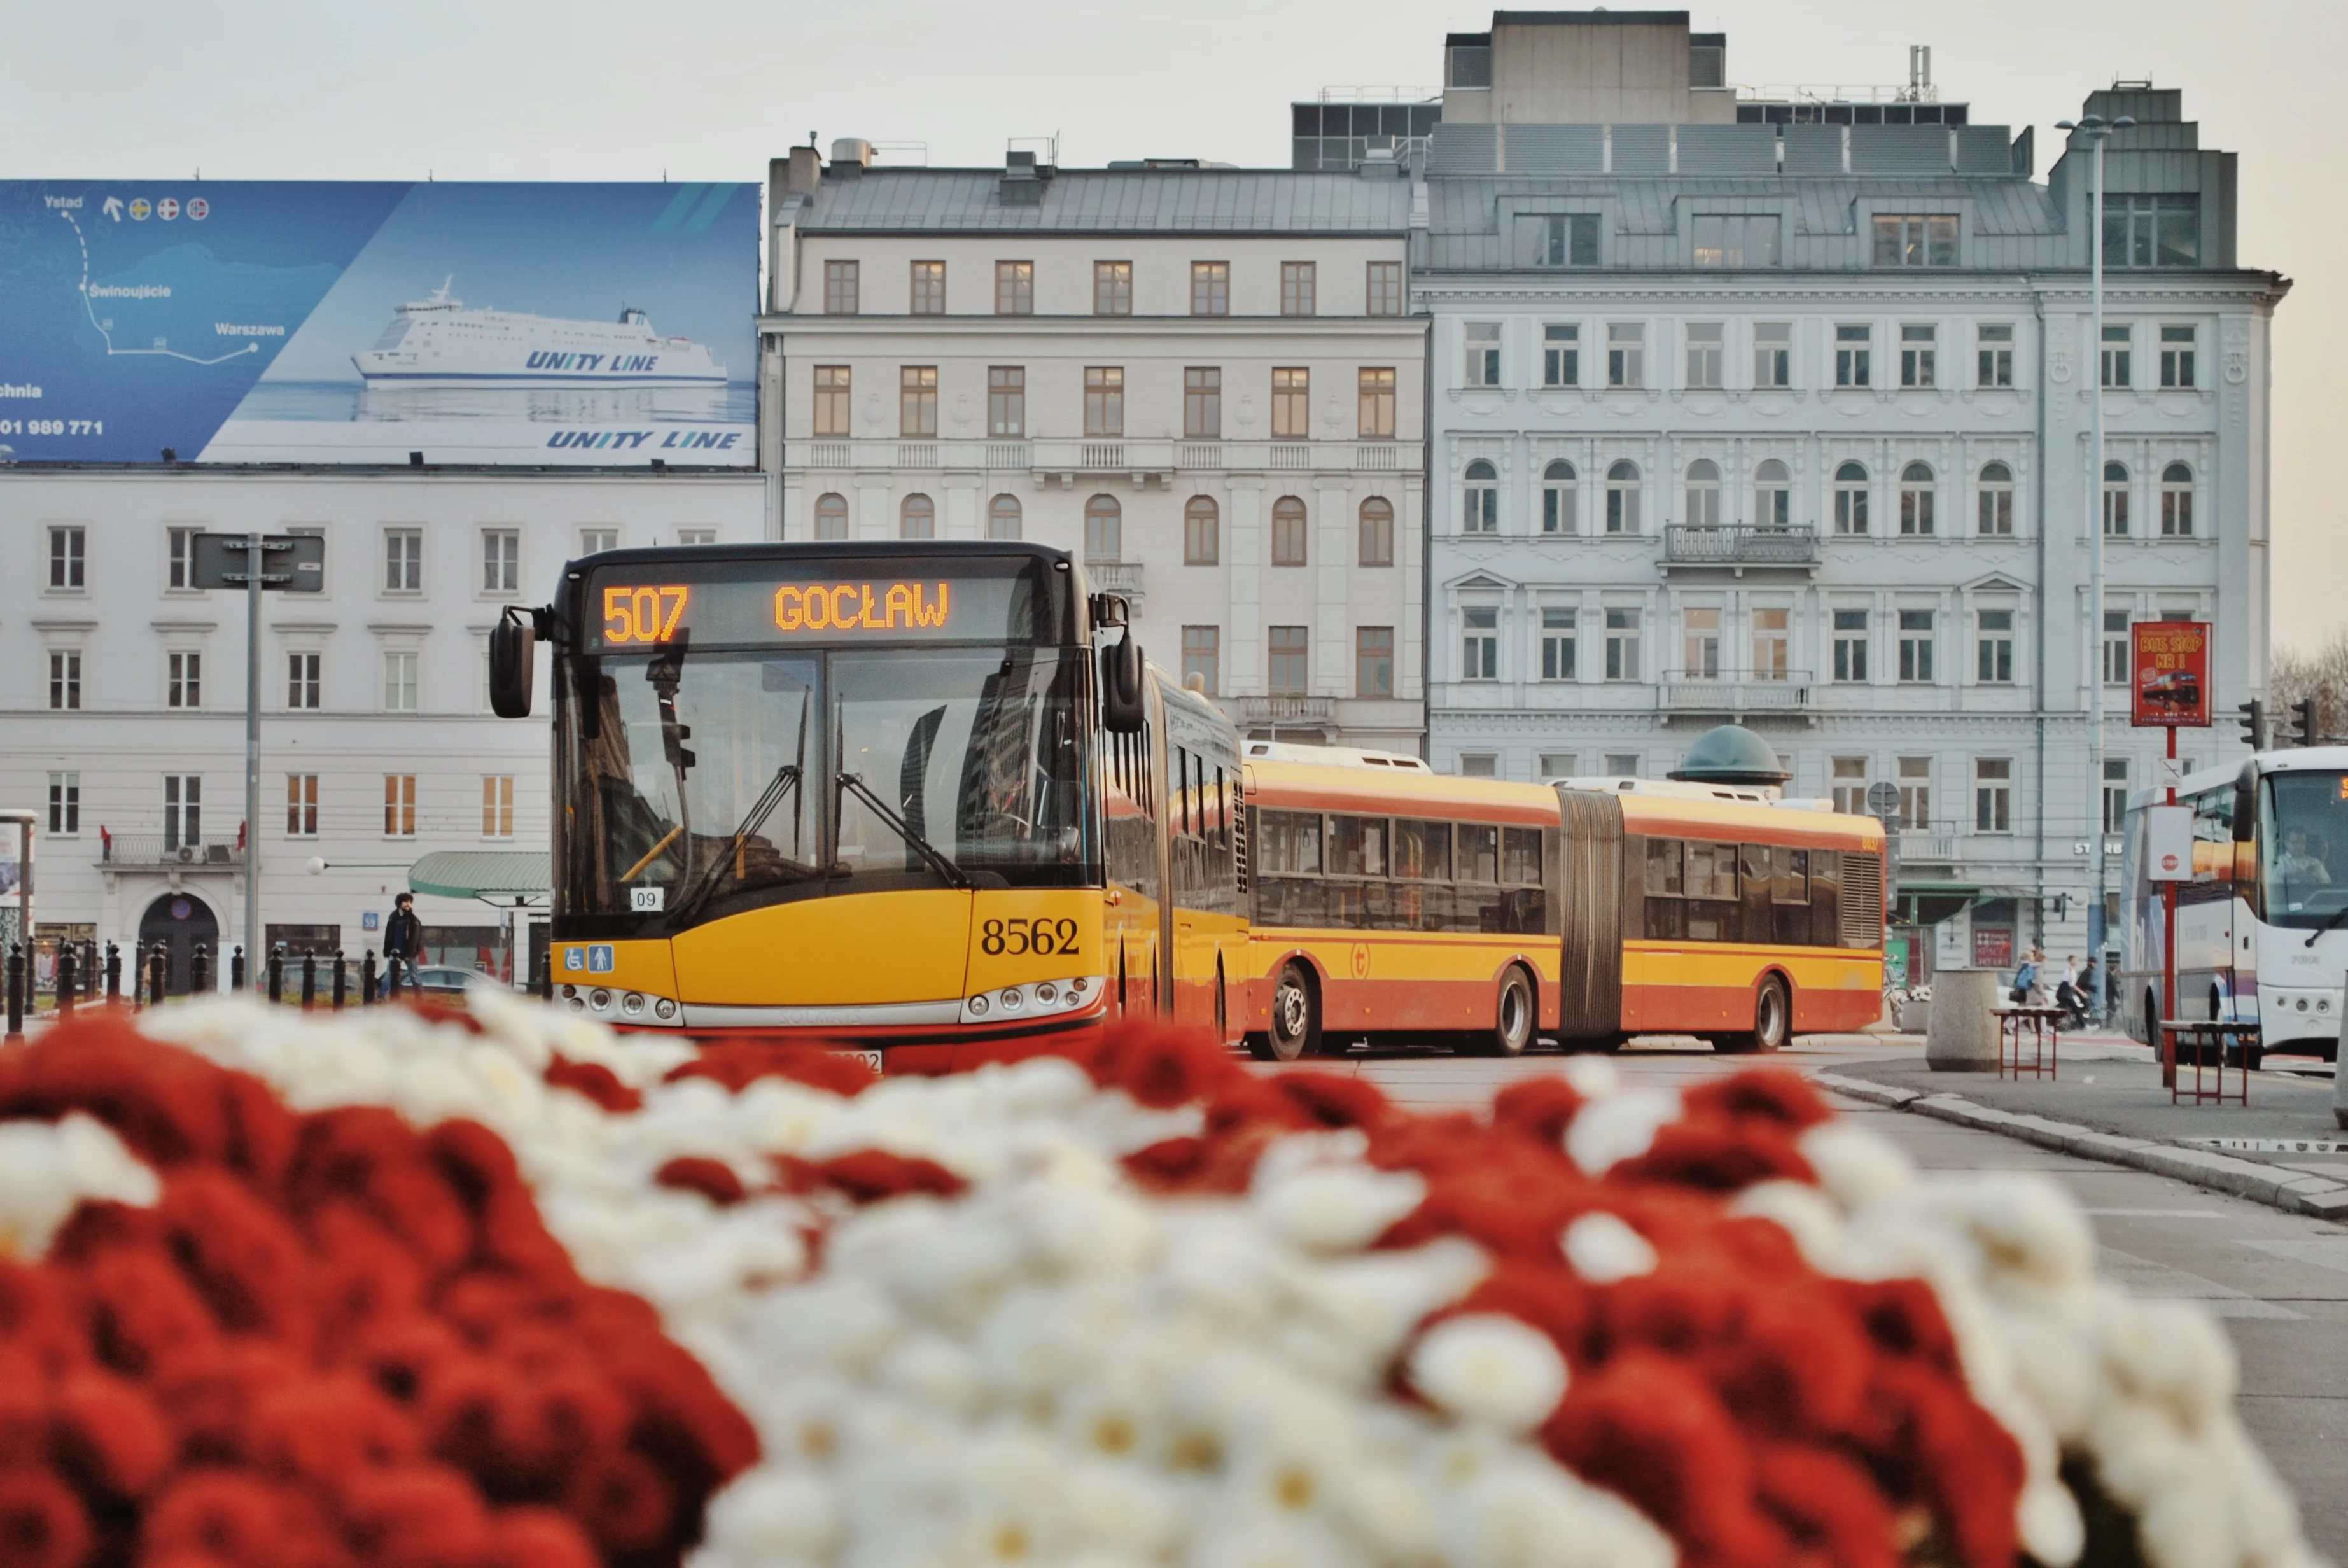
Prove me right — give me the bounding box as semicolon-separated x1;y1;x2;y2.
2261;771;2348;929
557;643;1094;929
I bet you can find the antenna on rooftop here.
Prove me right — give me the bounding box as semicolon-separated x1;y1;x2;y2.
1906;45;1932;102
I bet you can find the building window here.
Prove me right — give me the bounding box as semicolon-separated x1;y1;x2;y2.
1271;368;1311;438
1543;324;1580;387
383;774;417;838
1357;626;1394;697
1833;462;1869;535
287;651;321;710
1834;325;1871;387
1460;754;1499;779
813;493;851;541
2103;610;2132;685
1182;627;1220;696
1977;607;2015;683
286;774;319;837
1084;367;1123;436
1358;367;1395;438
1899;325;1936;388
676;528;716;548
167;526;199;589
1461;607;1499;680
578;527;618;556
480;528;519;594
811;365;851;436
1873;214;1957;267
1539;753;1578;780
993;260;1033;316
1978;462;2014;535
382;650;418;713
48;525;87;591
1605;461;1640;534
1754;459;1791;529
2101;324;2132;389
1280;262;1316;316
1094;262;1131;316
1358;498;1394;566
384;528;422;592
2102;195;2199;268
1752;607;1791;680
1607;323;1644;388
2103;758;2132;833
167;650;202;709
823;260;858;314
1534;213;1600;266
1692;213;1779;267
910;260;946;314
988;494;1022;541
1540;607;1577;680
1897;610;1934;683
987;367;1025;437
1684;459;1722;528
1974;759;2013;833
48;772;80;836
482;775;515;839
1604;609;1642;681
1190;262;1229;316
1367;260;1404;316
1541;461;1576;534
164;776;201;851
1684;323;1723;389
1978;324;2014;388
1682;606;1721;679
1897;757;1932;829
1184;368;1221;438
1185;496;1220;565
1753;323;1791;388
1604;752;1640;776
2102;461;2130;536
1084;495;1121;562
2160;463;2195;536
1462;460;1498;534
1271;496;1309;566
1898;462;1936;536
899;365;937;437
1831;757;1868;815
1267;626;1309;695
47;650;80;711
1464;323;1501;387
900;494;935;540
1832;610;1869;682
2160;325;2197;388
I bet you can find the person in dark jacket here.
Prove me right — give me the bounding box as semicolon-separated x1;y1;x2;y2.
383;892;423;996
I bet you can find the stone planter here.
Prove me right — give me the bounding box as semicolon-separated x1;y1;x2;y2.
1925;969;2000;1072
1897;999;1932;1034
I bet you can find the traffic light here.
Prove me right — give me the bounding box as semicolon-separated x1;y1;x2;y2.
2240;698;2267;749
2291;697;2321;748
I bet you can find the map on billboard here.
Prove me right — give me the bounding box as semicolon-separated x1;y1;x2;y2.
0;181;757;466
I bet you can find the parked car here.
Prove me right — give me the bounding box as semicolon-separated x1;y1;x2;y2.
404;965;489;996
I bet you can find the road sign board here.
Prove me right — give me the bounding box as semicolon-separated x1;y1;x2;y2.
1866;780;1901;819
188;532;325;592
2131;620;2211;727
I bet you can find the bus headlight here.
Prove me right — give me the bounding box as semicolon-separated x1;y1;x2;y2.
622;992;646;1016
960;977;1106;1024
654;997;678;1020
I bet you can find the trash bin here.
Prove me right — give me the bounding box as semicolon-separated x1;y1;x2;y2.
1925;969;2000;1072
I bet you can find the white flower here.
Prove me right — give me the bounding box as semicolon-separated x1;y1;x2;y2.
1253;1161;1427;1254
1441;1459;1675;1568
0;1112;159;1257
1560;1212;1658;1284
1556;1057;1622;1098
1798;1121;1917;1210
2016;1476;2086;1568
1562;1088;1681;1176
697;1471;840;1565
1406;1314;1569;1435
2102;1298;2239;1432
1728;1180;1846;1268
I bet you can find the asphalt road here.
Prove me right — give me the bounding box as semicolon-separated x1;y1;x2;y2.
1259;1032;2348;1560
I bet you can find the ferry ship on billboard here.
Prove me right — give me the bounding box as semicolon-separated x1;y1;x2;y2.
349;277;727;389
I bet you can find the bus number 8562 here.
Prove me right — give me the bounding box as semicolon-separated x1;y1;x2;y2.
981;918;1079;956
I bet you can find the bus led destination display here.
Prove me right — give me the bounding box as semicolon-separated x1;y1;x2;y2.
584;559;1047;650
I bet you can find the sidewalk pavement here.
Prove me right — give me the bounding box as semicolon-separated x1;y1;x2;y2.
1812;1036;2348;1218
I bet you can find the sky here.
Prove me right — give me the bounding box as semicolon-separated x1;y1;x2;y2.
3;0;2338;652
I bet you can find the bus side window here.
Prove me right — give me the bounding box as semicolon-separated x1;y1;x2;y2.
1808;849;1842;948
1644;838;1684;941
1459;824;1499;883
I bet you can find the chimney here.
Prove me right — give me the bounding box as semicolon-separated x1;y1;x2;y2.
1000;149;1044;206
786;145;821;195
829;139;873;178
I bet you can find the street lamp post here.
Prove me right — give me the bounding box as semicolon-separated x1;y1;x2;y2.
2058;111;2134;971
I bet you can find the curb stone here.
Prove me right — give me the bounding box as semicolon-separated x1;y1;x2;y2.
1808;1070;2348;1221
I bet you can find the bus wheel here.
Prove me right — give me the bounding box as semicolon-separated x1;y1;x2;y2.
1717;976;1791;1054
1266;963;1319;1062
1489;967;1536;1058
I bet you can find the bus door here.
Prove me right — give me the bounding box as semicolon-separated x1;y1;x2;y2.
2182;787;2240;1018
1556;790;1625;1040
1101;687;1164;1018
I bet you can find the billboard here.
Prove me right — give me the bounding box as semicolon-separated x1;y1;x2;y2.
0;181;757;466
2130;620;2212;727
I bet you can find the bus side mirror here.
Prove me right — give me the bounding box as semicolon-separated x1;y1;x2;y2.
2232;762;2256;844
1101;631;1147;734
489;609;535;719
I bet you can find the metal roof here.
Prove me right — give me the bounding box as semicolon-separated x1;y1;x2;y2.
795;169;1415;235
407;850;550;902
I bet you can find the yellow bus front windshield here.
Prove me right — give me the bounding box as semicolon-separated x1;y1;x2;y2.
559;643;1096;932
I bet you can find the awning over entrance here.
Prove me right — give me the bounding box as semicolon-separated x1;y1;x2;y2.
406;851;550;904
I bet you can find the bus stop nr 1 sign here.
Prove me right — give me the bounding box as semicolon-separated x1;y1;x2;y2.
2131;620;2211;727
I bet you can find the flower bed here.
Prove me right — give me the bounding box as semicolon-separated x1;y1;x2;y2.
0;995;2317;1568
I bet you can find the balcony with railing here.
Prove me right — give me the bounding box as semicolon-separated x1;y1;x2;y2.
1658;669;1814;717
1662;526;1819;571
98;836;244;872
1084;560;1146;607
1234;695;1337;730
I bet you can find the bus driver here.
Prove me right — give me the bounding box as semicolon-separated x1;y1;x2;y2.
2279;828;2333;887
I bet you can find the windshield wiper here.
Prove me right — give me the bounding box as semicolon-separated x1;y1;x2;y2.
2305;900;2348;948
835;771;972;889
669;763;813;923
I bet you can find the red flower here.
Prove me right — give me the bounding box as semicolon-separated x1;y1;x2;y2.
1833;1278;1963;1380
0;1022;234;1166
1852;1360;2023;1568
347;1317;466;1411
155;1169;314;1343
304;1203;428;1343
1087;1022;1242;1109
807;1150;967;1203
541;1056;642;1114
144;1470;333;1568
334;1463;493;1568
0;1263;90;1380
1490;1076;1588;1147
48;1368;174;1499
76;1247;222;1382
1753;1443;1901;1568
1261;1072;1393;1132
424;1122;572;1280
151;1342;307;1467
561;1448;676;1556
247;1372;422;1494
1610;1119;1815;1193
655;1158;747;1207
664;1039;877;1097
0;1466;93;1568
1684;1070;1834;1134
486;1506;600;1568
284;1110;474;1279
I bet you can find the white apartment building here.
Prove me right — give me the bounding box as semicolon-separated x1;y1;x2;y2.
1418;12;2284;972
0;467;763;988
758;144;1428;750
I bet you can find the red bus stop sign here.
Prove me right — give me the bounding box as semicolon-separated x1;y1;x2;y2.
2131;621;2212;728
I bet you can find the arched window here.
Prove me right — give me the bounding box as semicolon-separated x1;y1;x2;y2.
2160;461;2195;537
1359;497;1394;566
2102;461;2130;537
1084;494;1121;561
899;493;935;540
1271;496;1309;566
813;491;850;541
1605;460;1641;535
987;493;1022;541
1184;496;1219;565
1541;459;1577;535
1753;459;1791;529
1684;458;1722;528
1899;461;1935;536
1463;459;1498;535
1833;461;1869;535
1977;462;2014;536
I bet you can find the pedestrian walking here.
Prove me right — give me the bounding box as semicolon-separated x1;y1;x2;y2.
2011;949;2041;1007
2056;955;2089;1030
383;892;423;997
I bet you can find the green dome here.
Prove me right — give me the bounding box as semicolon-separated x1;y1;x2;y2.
1667;725;1791;787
